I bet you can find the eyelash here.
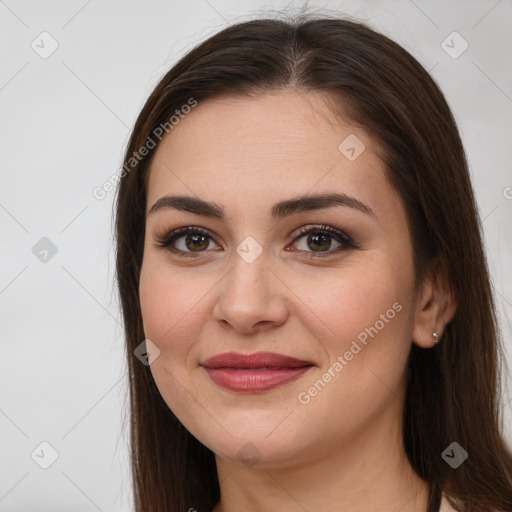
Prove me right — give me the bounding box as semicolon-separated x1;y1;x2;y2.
153;224;357;258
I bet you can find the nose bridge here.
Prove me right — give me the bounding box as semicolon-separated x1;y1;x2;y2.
214;237;286;331
225;239;270;303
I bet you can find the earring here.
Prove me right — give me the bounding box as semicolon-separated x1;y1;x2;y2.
432;332;439;344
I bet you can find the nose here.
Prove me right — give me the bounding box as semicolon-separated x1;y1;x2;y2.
212;249;288;334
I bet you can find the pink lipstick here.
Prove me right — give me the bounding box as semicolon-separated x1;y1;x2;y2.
200;351;314;392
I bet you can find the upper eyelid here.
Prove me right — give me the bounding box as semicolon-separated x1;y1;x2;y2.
162;224;345;241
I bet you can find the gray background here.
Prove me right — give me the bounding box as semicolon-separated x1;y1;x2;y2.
1;0;511;510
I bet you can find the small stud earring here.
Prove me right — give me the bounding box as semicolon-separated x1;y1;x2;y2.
432;332;439;344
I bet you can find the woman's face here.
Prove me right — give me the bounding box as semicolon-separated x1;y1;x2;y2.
139;90;419;468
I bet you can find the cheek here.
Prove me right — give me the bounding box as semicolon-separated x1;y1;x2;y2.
138;257;224;404
139;262;204;356
297;255;413;340
138;262;208;426
288;267;414;437
291;255;416;395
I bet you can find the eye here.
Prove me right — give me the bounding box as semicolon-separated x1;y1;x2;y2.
153;224;357;258
288;224;356;257
153;226;220;257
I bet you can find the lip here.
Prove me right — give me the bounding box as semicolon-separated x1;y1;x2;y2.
200;351;314;392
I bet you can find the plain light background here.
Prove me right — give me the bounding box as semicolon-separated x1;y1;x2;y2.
1;0;511;510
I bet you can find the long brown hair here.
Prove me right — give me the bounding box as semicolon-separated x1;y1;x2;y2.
114;14;512;512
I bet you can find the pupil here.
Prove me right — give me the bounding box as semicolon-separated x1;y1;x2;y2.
308;233;330;251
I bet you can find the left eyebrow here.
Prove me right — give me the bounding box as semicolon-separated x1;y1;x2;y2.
271;192;375;219
147;193;375;220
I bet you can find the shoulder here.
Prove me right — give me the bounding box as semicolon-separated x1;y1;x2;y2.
439;493;457;512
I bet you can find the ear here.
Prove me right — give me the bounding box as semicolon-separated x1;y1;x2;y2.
412;258;457;348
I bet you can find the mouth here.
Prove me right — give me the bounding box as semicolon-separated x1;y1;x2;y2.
200;351;315;392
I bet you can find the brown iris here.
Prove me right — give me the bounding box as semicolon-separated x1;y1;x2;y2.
186;234;209;251
307;232;331;252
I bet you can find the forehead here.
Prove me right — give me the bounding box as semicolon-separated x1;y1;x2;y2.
146;90;395;221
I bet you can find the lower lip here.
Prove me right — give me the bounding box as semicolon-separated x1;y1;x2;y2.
202;366;313;392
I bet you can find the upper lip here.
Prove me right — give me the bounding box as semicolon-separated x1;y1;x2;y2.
200;351;314;369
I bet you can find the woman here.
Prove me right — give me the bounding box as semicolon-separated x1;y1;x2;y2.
114;15;512;512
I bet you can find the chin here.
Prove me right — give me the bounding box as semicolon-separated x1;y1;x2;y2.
190;422;308;469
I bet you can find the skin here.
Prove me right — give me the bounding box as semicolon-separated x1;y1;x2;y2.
139;90;457;512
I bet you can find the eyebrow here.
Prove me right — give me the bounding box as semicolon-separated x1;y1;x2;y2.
147;193;375;220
